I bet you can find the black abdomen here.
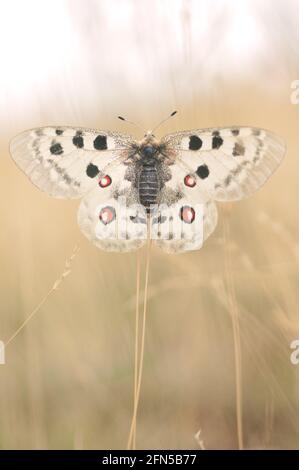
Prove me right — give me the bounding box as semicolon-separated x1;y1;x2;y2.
138;162;159;210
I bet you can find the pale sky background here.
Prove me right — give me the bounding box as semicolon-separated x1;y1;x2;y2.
0;0;298;134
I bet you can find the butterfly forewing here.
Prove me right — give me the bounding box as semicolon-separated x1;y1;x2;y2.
162;127;286;201
10;126;133;198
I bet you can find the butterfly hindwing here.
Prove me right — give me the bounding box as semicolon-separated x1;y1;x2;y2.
77;161;147;252
150;160;217;253
152;198;218;254
10;127;133;198
162;127;285;201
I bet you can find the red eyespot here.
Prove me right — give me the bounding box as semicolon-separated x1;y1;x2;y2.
99;174;112;188
184;174;196;187
99;206;116;225
180;206;195;224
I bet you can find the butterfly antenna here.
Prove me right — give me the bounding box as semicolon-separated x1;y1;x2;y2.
151;110;178;133
118;116;145;133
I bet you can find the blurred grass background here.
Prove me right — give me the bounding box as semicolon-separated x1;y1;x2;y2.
0;0;299;449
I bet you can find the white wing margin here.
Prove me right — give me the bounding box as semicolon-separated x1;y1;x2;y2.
10;126;133;198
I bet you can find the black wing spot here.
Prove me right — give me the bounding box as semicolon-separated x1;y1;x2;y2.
196;164;210;179
152;215;167;224
225;175;232;187
50;142;63;155
231;128;239;136
130;215;147;224
94;135;107;150
86;163;99;178
232;142;245;156
189;135;202;150
55;129;63;135
212;132;223;149
73;133;84;148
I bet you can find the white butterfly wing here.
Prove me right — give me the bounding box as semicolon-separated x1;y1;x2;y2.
162;127;286;201
153;199;218;254
78;162;147;252
152;161;218;253
10;126;133;198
